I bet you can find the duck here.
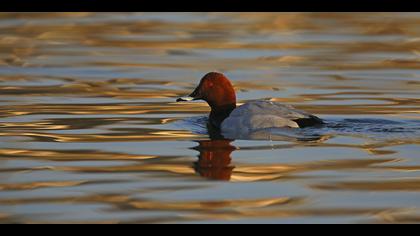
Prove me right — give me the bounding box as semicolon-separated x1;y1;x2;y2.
177;72;324;138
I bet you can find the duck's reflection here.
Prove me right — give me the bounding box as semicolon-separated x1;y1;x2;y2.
192;139;236;181
191;124;331;181
191;124;236;180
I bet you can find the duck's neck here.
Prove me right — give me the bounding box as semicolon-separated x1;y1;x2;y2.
209;103;236;129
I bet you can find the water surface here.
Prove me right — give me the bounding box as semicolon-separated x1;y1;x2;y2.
0;13;420;223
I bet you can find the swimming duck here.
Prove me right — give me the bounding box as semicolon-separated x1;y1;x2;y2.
177;72;324;137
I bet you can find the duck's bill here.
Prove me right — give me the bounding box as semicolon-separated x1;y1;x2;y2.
176;96;195;102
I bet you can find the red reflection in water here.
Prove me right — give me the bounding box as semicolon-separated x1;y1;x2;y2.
193;139;236;181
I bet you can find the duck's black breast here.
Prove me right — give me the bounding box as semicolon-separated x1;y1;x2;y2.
209;105;236;129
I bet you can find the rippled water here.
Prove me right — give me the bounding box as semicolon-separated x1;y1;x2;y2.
1;13;420;224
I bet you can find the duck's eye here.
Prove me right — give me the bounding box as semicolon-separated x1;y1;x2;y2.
208;82;214;88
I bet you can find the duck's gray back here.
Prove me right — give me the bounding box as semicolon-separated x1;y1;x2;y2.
220;100;315;138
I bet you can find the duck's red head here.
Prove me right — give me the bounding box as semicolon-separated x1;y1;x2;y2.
177;72;237;128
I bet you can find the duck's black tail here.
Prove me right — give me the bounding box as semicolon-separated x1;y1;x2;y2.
294;115;325;128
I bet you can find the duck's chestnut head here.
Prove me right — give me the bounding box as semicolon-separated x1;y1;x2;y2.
177;72;236;110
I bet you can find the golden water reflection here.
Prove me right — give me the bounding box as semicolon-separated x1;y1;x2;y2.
1;12;420;223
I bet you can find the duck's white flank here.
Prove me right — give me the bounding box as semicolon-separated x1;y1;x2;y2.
221;100;313;137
